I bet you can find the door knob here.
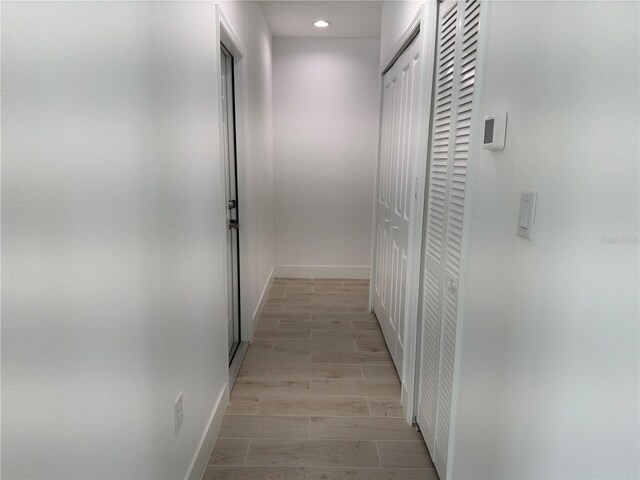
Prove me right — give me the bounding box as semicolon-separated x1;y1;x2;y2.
392;225;398;231
228;219;239;230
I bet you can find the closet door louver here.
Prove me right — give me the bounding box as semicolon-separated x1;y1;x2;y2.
419;0;458;456
418;0;481;478
434;1;480;476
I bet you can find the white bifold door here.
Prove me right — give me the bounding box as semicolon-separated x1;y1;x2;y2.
417;0;481;478
373;35;422;377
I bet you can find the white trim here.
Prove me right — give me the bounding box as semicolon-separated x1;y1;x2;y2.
446;1;492;477
380;6;423;75
273;265;370;280
402;0;439;425
184;383;229;480
250;266;275;339
217;4;247;58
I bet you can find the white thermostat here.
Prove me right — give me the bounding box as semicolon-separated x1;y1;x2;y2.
483;112;507;150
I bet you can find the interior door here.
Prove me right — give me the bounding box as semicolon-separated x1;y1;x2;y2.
220;44;241;362
373;70;395;358
417;1;481;477
374;35;421;376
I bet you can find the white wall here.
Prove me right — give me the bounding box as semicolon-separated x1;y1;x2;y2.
217;1;276;333
273;38;380;274
1;1;273;478
380;1;424;67
450;1;640;479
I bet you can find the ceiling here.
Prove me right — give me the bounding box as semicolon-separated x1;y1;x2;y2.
260;1;383;39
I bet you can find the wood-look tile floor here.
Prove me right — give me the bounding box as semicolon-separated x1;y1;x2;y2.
204;278;438;480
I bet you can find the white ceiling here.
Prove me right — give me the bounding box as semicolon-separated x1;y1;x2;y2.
260;1;383;39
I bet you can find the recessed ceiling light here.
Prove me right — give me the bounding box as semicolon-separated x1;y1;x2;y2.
313;20;331;28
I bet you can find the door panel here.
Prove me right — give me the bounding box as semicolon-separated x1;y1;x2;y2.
374;78;393;321
417;1;481;478
220;44;241;362
419;0;458;455
374;35;421;377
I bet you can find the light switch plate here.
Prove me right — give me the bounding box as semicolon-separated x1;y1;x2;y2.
517;190;537;240
174;392;184;433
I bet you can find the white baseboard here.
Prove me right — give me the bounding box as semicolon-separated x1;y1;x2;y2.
273;265;370;279
250;266;275;339
185;383;229;480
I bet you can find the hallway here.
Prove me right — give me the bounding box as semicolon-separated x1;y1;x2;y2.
204;278;437;479
2;1;638;478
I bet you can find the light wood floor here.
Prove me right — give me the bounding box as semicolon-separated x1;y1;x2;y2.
203;278;438;480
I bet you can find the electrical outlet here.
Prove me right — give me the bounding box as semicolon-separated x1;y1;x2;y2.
174;393;184;433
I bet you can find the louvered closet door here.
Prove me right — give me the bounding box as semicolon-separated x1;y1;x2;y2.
417;0;481;478
418;0;458;456
374;35;421;375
